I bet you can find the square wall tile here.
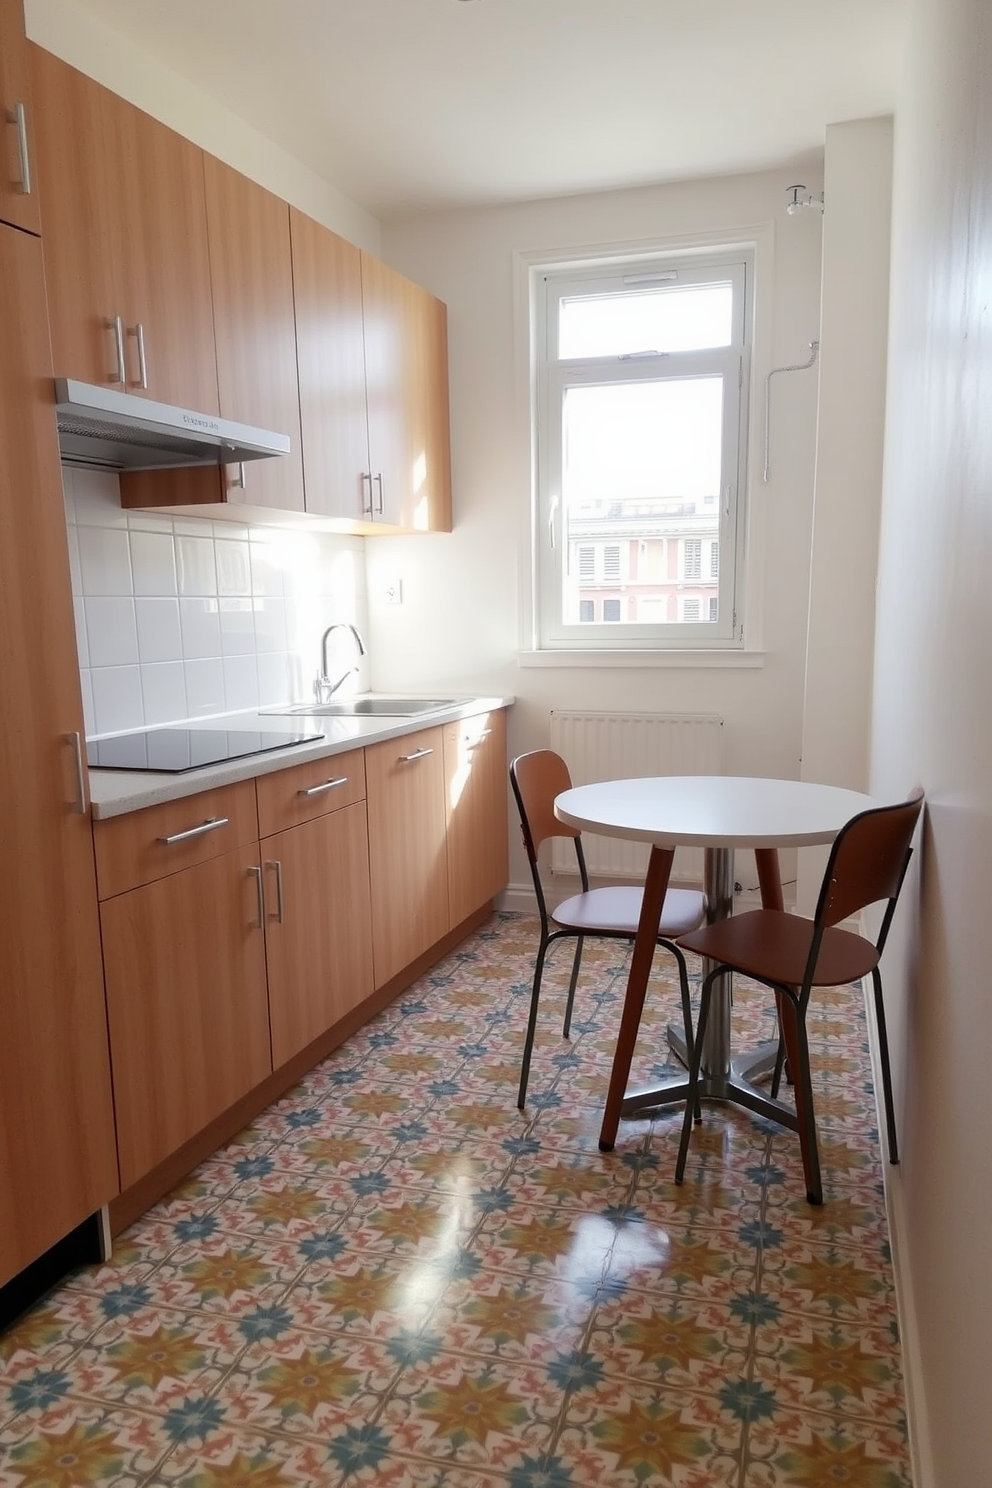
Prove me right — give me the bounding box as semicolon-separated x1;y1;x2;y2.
71;467;128;527
180;597;222;660
83;597;139;668
176;535;217;596
141;662;188;726
219;598;256;656
184;658;226;717
130;530;178;596
135;598;182;664
77;526;132;597
90;665;144;734
216;540;252;597
223;654;260;712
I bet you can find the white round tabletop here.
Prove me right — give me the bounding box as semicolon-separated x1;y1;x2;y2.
554;775;883;850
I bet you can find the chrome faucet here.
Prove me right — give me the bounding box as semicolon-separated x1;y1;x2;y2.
315;623;366;703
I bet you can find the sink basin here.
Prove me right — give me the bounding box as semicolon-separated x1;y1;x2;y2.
269;697;459;718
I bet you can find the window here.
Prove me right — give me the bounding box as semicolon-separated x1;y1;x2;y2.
535;250;750;650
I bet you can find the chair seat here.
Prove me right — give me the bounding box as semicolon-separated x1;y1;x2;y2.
679;908;880;988
553;885;706;940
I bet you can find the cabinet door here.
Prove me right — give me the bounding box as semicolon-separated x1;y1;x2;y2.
0;0;41;233
290;207;371;522
0;223;118;1288
366;727;449;987
362;253;452;532
29;46;128;387
444;710;509;928
101;844;271;1189
262;801;374;1068
205;157;304;512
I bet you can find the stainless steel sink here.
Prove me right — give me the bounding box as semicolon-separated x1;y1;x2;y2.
268;697;459;718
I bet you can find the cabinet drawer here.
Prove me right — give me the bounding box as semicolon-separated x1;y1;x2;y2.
255;748;367;837
93;779;259;900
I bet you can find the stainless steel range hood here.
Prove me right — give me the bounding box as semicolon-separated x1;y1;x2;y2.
54;379;291;472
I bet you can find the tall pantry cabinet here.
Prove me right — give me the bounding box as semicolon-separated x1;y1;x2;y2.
0;223;119;1286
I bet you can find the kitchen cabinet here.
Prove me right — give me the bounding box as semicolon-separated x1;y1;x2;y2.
444;710;509;929
365;726;450;987
94;783;271;1189
29;46;219;413
256;751;374;1067
0;221;118;1289
0;0;41;234
291;207;452;532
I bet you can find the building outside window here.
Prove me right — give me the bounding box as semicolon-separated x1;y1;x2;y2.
534;249;751;650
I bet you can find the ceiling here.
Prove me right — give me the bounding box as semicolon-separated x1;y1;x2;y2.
69;0;906;219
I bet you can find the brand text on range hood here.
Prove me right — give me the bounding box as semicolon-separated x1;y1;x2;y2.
54;379;291;471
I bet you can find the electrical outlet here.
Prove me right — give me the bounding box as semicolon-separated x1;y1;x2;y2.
383;576;403;605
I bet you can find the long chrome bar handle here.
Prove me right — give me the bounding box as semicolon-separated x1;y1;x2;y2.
248;865;264;929
374;472;384;515
68;732;87;815
298;776;348;797
109;315;126;385
399;747;434;763
9;102;31;194
361;472;374;515
129;322;148;389
265;860;285;924
157;816;229;845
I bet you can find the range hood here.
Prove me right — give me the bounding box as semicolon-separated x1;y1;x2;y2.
54;379;291;472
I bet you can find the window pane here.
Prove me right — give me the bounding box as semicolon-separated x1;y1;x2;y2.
559;283;733;359
561;377;723;627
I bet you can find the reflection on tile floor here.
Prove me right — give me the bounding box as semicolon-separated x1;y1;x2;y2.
0;913;911;1486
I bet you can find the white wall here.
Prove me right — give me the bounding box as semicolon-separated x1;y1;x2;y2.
64;468;369;736
375;169;825;895
871;0;992;1482
24;0;381;254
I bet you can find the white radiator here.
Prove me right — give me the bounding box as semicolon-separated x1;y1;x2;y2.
549;710;724;883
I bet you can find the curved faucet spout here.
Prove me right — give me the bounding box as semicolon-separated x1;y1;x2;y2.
317;623;366;702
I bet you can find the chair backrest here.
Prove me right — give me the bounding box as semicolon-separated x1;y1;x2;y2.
509;750;579;858
814;787;924;937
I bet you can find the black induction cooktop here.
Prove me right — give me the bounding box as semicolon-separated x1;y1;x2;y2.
86;727;323;773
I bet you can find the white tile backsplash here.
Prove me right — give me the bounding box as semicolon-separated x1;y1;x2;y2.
65;467;369;735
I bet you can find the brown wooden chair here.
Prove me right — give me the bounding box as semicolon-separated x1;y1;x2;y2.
510;749;707;1109
674;787;924;1204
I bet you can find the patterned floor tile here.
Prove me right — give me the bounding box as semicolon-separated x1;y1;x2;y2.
0;912;912;1487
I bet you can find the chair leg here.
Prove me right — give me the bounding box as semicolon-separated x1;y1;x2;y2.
793;1012;823;1206
770;1032;786;1098
562;936;584;1040
871;968;900;1164
517;936;549;1110
669;943;700;1121
675;968;715;1183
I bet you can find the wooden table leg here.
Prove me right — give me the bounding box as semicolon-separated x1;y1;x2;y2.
754;847;819;1200
598;845;675;1152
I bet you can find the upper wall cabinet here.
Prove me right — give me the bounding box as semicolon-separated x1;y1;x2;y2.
203;156;305;513
291;207;452;533
29;46;219;414
0;0;41;234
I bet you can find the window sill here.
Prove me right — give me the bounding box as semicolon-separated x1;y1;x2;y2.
516;649;764;670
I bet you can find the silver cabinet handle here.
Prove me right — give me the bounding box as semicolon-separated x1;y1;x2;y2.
374;472;384;515
157;816;229;845
248;865;264;929
108;315;126;385
399;747;434;763
68;732;87;815
298;776;348;797
234;461;246;490
265;859;284;923
129;322;148;388
361;472;374;515
8;102;31;195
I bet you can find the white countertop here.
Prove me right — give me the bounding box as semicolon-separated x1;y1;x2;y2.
88;697;513;820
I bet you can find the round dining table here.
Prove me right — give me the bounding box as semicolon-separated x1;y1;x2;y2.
554;775;882;1189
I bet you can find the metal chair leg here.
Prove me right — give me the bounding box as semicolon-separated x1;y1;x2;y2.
517;936;549;1109
770;1034;787;1097
793;1012;823;1205
871;968;900;1164
671;943;700;1121
675;966;716;1183
561;936;584;1040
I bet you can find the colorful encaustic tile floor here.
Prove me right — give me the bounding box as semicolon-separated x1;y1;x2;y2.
0;912;911;1487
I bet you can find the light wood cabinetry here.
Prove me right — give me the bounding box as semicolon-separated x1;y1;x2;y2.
291;207;452;532
366;727;450;987
257;751;374;1067
0;222;118;1289
0;0;41;234
29;45;218;413
94;783;271;1189
444;710;509;929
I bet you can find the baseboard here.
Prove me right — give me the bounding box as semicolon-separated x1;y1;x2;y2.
862;981;934;1488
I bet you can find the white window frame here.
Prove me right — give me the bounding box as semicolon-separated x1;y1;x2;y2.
534;249;751;651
